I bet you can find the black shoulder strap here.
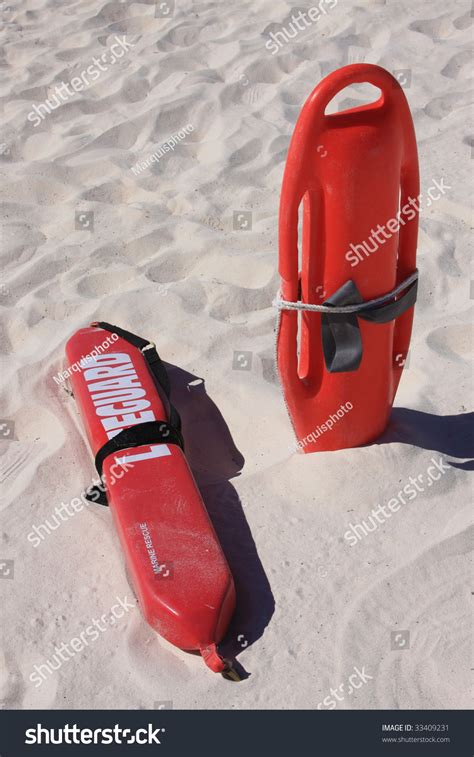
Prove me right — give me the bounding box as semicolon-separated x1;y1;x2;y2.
95;322;182;434
94;420;183;479
85;323;184;505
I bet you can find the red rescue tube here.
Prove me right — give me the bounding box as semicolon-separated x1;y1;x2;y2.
277;64;419;452
65;323;237;677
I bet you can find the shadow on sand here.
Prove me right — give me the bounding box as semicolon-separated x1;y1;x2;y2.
165;362;275;680
376;408;474;470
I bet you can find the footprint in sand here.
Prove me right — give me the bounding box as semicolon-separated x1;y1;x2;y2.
441;49;472;79
228;138;263;168
209;276;276;322
146;251;196;285
88;121;139;150
426;323;473;363
409;13;456;40
424;91;471;120
76;267;138;297
121;74;151;103
157;23;201;52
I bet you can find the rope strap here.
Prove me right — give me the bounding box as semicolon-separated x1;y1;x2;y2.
274;270;418;373
274;270;418;314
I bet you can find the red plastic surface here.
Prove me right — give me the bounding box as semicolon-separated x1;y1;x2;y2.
277;64;419;452
66;326;235;670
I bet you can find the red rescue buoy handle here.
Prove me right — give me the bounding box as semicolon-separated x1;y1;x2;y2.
279;64;419;302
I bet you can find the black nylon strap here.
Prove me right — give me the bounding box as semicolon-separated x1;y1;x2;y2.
359;278;418;324
95;321;182;435
94;420;183;478
321;281;364;374
85;323;184;505
321;277;418;373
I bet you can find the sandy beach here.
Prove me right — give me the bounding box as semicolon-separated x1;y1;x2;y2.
0;0;472;711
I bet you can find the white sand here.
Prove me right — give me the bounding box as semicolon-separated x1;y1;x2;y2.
0;0;472;710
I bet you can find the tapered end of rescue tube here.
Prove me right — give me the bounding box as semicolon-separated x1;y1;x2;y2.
221;662;242;682
200;643;242;681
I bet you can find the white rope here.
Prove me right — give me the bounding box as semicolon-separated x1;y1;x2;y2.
273;269;419;315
